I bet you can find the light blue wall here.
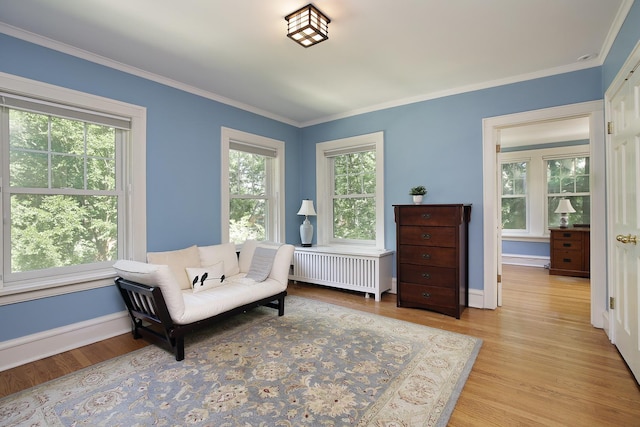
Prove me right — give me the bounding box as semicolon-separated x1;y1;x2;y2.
502;241;550;257
0;34;301;340
0;0;639;342
301;71;602;292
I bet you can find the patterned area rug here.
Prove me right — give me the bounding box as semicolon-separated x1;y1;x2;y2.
1;296;482;426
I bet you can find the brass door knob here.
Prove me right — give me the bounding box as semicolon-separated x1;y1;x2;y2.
616;234;638;245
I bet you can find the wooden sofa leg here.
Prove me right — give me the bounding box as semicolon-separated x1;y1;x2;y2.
278;295;285;316
175;337;185;361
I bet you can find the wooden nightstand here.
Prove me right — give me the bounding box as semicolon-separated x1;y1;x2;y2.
549;227;590;278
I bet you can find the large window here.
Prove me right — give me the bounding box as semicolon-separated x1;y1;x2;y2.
316;132;384;248
0;74;146;303
500;145;589;238
546;157;590;227
221;128;285;244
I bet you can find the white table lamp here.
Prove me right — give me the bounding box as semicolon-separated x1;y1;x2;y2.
554;199;576;228
297;199;317;247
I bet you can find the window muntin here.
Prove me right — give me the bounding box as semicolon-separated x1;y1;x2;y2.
3;107;122;280
316;132;384;249
221;128;285;245
501;161;528;231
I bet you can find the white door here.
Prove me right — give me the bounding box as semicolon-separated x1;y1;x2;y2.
608;53;640;382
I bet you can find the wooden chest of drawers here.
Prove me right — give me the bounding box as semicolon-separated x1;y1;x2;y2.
549;227;590;278
394;204;471;318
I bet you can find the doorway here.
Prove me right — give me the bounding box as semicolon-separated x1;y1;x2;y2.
482;101;606;328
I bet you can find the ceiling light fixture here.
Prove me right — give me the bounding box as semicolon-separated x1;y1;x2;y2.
285;4;330;48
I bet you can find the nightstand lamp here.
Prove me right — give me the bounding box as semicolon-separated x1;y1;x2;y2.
555;199;576;228
297;199;317;247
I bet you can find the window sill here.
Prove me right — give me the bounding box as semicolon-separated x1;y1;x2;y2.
0;269;116;306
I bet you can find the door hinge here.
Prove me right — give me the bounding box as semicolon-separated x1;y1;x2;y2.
610;297;615;310
497;274;502;282
496;144;501;153
607;121;614;135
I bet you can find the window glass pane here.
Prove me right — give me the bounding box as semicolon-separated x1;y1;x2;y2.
502;197;526;230
229;198;266;243
333;197;376;240
548;196;590;227
51;154;84;189
87;158;116;190
230;150;266;195
10;150;48;187
10;194;117;273
9;110;48;151
86;124;115;158
51;116;85;155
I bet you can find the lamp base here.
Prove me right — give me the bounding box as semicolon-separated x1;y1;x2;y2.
559;213;569;228
300;218;314;247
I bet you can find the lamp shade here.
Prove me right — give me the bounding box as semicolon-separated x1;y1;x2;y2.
297;199;317;216
554;199;576;214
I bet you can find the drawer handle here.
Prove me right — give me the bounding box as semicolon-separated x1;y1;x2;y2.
421;233;431;240
422;292;431;298
563;258;572;263
421;273;431;279
562;243;572;247
562;233;572;238
421;253;431;260
421;213;431;219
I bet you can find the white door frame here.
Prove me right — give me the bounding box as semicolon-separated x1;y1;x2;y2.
482;101;606;328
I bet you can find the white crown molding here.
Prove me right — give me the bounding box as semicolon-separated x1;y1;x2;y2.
0;23;299;127
599;0;636;63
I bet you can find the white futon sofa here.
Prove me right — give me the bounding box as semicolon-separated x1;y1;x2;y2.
114;240;294;361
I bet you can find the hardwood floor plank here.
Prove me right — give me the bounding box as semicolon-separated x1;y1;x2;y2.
0;265;638;426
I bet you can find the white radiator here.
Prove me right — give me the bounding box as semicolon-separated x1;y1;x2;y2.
289;246;393;301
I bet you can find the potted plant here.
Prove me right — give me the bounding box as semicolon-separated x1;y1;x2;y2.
409;185;427;204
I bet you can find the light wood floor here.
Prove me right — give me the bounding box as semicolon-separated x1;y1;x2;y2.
1;265;638;425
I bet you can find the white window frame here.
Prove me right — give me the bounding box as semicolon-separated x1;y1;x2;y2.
221;127;285;244
316;131;385;249
0;72;147;305
500;159;530;232
500;144;589;241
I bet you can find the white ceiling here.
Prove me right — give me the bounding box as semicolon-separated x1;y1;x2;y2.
0;0;632;127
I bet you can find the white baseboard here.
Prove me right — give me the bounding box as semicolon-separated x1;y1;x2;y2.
469;289;484;309
0;311;131;372
502;254;549;268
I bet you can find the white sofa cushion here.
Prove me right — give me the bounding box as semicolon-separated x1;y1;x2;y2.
178;275;286;325
147;245;200;291
113;260;185;321
198;242;240;277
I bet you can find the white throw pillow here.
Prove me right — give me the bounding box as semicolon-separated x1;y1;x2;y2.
147;245;201;291
113;260;185;321
186;261;226;293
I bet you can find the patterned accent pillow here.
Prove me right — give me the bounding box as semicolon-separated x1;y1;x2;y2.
186;261;226;293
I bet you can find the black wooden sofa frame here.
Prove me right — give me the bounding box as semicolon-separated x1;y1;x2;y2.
115;277;287;361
